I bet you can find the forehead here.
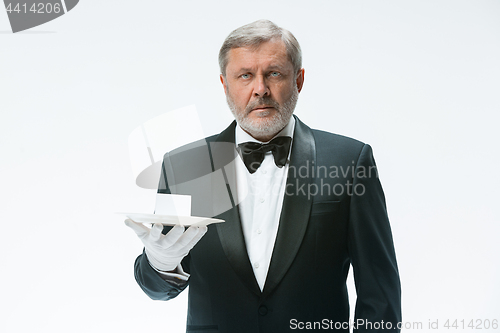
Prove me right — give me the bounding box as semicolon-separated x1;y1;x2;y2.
226;40;292;72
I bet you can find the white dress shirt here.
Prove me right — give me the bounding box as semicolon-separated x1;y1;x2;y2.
235;117;295;290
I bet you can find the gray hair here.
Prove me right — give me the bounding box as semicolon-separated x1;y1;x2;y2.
218;19;302;77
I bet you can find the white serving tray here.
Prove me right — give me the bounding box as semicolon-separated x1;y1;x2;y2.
118;212;224;226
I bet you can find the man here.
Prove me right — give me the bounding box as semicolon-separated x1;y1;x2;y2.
126;19;401;332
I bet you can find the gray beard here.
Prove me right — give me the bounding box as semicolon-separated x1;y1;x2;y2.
226;86;299;140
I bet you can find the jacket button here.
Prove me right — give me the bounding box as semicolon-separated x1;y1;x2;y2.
258;305;268;316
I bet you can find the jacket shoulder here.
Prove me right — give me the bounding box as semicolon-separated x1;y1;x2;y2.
162;134;218;159
311;129;366;156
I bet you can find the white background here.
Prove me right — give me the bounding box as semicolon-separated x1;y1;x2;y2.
1;0;499;332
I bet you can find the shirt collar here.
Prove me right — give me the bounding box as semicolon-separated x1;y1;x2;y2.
235;116;296;145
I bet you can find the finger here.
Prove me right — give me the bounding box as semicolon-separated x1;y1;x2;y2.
124;219;150;238
195;226;208;239
149;223;165;240
191;226;208;246
170;226;207;252
160;224;185;247
185;226;208;250
182;226;208;250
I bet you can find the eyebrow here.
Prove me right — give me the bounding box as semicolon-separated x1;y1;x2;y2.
267;65;286;71
237;65;287;73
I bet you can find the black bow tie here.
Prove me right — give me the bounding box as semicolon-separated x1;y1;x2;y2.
238;136;292;174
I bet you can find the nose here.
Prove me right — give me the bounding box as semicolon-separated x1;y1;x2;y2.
253;75;270;97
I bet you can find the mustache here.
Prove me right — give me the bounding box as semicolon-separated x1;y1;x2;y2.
245;97;280;114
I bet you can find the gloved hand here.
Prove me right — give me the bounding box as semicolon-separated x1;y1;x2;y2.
125;219;208;272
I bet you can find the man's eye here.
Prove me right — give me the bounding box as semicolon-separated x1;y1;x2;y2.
270;72;281;77
241;74;250;79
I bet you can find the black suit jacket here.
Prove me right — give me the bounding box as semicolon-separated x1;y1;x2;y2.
134;116;401;332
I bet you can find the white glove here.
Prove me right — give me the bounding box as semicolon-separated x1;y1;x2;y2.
125;219;208;272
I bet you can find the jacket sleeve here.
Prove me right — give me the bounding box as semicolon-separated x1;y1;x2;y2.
348;144;402;332
132;158;190;301
134;251;189;300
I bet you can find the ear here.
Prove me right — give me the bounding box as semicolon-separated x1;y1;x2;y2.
220;74;228;94
296;68;305;93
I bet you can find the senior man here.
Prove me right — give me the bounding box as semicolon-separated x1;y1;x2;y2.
126;19;401;332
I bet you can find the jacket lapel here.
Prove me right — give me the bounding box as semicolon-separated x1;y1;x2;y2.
262;116;316;299
211;122;262;296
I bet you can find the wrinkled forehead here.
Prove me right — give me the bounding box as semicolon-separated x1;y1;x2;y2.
225;39;293;72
